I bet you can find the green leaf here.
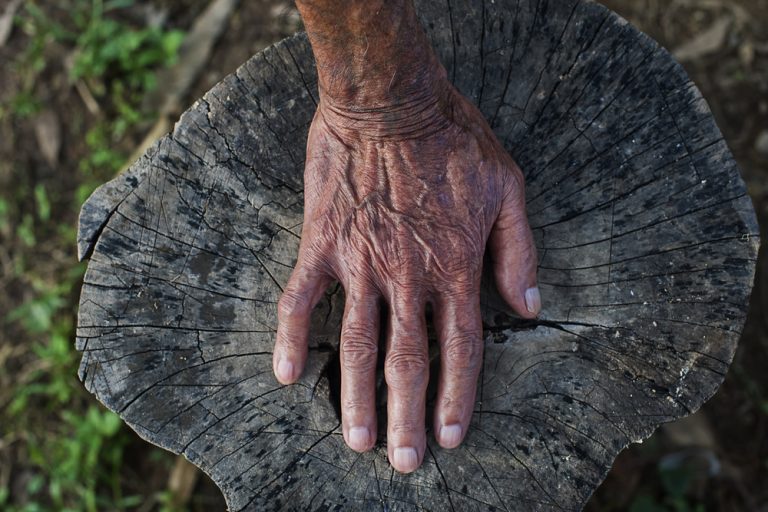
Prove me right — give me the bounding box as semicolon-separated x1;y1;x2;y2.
117;494;143;508
161;30;185;57
7;287;65;333
10;91;40;118
0;197;9;231
34;183;50;221
16;213;35;247
26;474;45;495
99;410;123;437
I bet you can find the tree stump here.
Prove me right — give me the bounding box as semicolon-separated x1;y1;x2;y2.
75;1;760;510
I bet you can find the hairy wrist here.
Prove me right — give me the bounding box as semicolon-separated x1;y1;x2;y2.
296;0;446;111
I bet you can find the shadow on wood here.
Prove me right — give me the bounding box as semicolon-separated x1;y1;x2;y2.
75;1;759;510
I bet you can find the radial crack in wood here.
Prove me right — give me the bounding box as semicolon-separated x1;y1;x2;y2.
75;1;759;510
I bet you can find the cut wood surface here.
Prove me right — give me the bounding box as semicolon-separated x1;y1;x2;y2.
75;1;760;510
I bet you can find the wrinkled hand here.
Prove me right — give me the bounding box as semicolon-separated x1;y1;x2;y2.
272;80;540;473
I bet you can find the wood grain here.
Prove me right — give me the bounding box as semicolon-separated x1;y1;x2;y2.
76;1;759;510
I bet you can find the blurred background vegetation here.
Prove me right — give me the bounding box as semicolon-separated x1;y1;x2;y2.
0;0;766;510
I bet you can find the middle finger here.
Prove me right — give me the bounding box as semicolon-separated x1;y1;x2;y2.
384;295;429;473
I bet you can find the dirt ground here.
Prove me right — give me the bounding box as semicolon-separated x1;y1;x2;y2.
1;0;767;510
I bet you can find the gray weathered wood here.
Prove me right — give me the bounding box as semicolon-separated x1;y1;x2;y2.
75;1;760;510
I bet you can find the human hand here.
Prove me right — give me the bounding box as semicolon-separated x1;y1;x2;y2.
272;76;540;473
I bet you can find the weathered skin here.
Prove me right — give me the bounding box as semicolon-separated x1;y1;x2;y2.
272;0;540;473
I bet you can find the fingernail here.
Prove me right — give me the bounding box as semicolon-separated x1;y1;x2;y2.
439;424;463;448
276;359;294;382
348;427;370;451
525;287;541;314
392;447;419;473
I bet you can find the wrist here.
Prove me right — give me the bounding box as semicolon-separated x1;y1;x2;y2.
318;68;454;141
298;0;448;117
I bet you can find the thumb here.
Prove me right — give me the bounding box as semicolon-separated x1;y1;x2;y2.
488;171;540;318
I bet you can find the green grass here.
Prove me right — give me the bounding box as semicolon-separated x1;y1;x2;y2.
0;1;186;510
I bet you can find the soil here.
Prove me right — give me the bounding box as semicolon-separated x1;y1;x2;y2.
1;0;766;510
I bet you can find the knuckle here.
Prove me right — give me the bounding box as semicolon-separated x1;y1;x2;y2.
390;420;421;435
439;395;463;412
458;241;483;264
342;398;371;415
519;237;537;260
390;270;424;292
443;333;481;373
276;331;302;352
444;253;472;276
434;236;483;279
308;229;337;255
384;350;429;389
277;289;311;321
341;328;378;373
447;280;478;300
504;163;525;191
